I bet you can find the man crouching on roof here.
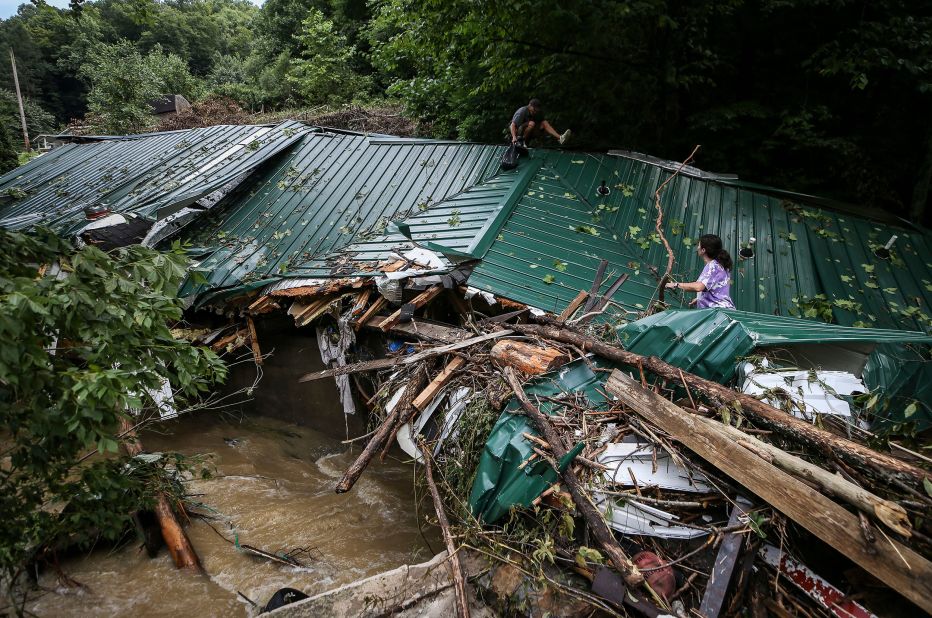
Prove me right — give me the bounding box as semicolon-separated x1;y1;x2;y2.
510;98;571;149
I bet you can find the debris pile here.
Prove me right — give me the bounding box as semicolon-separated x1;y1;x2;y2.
207;259;932;617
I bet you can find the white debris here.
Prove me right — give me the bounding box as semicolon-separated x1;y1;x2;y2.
316;314;357;416
599;442;713;493
403;247;446;269
741;362;866;419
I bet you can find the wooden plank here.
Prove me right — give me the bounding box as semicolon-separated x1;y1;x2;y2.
349;288;372;319
245;316;262;365
581;259;609;312
605;369;932;613
298;330;513;382
412;356;467;411
699;501;749;618
380;285;444;332
558;290;588;321
353;296;387;331
371;318;469;344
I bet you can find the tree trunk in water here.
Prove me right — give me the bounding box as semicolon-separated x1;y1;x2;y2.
118;417;202;571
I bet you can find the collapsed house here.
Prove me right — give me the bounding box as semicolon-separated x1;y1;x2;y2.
2;123;931;616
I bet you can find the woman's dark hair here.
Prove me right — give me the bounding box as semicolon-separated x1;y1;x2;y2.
699;234;733;271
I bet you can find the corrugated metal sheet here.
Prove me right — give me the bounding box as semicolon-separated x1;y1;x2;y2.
467;150;932;332
0;122;309;232
615;308;932;385
177;133;503;301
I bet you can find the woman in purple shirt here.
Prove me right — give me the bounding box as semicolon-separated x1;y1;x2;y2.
664;234;735;309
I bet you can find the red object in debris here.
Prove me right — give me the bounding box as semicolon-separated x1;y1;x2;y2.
632;550;675;599
760;545;877;618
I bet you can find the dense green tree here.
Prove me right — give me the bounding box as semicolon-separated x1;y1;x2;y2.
0;229;226;597
0;124;19;173
80;39;163;133
288;8;367;104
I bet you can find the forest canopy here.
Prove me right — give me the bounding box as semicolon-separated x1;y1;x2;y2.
0;0;929;224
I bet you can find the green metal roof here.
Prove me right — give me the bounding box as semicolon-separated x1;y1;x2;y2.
0;122;308;232
615;308;932;385
176;133;503;301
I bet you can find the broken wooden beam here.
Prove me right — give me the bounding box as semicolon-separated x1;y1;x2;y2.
247;295;279;315
369;317;470;344
419;438;471;618
503;367;644;588
490;340;570;375
606;369;932;613
299;330;513;382
514;323;930;489
336;370;428;493
380;285;444;332
412;356;467;411
558;290;589;322
354;296;387;331
349;288;372;319
245;316;263;366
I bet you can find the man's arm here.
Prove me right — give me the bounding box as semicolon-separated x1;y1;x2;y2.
510;121;518;142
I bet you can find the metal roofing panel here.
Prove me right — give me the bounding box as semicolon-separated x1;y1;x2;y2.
0;121;309;232
176;134;503;300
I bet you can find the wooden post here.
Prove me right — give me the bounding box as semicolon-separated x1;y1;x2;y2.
503;367;644;587
245;316;262;365
419;438;471;618
9;49;29;150
605;369;932;613
118;417;202;571
513;323;930;489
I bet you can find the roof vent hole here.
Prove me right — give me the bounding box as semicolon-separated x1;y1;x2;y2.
739;237;756;259
873;235;897;260
596;180;610;196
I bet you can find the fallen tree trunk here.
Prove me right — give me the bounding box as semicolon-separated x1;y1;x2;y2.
419;438;471;618
490;340;570;375
512;323;929;489
336;370;428;493
118;417;202;571
697;415;912;537
606;370;932;613
503;367;644;588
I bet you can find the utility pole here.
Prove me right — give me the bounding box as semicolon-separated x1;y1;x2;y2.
9;49;30;150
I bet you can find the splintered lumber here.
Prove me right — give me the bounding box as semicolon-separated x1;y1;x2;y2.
288;295;338;327
503;367;644;587
606;369;932;613
118;418;202;571
210;329;247;353
335;371;428;493
245;316;263;366
558;291;589;321
370;317;470;344
513;323;930;489
700;501;749;618
491;340;570;376
380;285;444;332
582;259;609;313
354;296;387;331
299;330;513;382
247;295;279;315
699;415;912;537
349;288;372;319
419;438;471;618
413;356;467;411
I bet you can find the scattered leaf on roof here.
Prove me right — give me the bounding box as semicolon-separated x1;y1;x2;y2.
542;274;556;284
861;263;875;273
574;225;600;236
529;264;539;269
840;275;852;283
865;281;879;289
554;259;567;272
447;210;461;227
571;160;584;164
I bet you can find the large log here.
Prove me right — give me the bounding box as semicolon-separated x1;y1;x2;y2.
606;370;932;613
697;415;911;537
118;417;202;571
503;367;644;588
512;323;929;488
490;340;570;375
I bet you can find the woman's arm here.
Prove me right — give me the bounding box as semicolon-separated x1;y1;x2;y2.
665;280;706;292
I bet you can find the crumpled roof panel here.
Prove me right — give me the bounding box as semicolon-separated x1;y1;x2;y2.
0;121;309;232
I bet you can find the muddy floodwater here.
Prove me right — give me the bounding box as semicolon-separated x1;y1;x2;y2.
27;413;439;617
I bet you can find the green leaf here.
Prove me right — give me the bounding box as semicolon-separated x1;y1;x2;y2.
553;260;567;272
865;394;879;410
542;274;556;284
923;478;932;498
904;403;917;418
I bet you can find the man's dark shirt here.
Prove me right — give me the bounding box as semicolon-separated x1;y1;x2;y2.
511;106;544;129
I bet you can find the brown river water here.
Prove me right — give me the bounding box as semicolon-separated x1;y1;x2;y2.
26;413;439;617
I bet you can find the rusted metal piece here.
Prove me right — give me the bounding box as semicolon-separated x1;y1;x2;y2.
759;545;877;618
